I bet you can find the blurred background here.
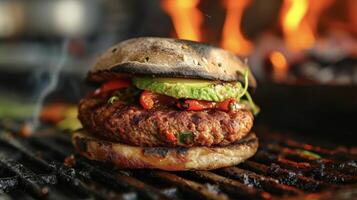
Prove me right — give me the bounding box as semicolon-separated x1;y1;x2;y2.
0;0;356;143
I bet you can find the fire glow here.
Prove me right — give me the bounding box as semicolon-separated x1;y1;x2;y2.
161;0;253;56
280;0;314;51
161;0;203;41
269;51;288;82
280;0;334;52
221;0;253;56
161;0;354;82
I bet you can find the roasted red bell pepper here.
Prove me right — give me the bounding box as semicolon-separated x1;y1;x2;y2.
139;90;155;109
139;90;176;109
216;98;236;111
177;99;216;111
166;131;177;143
177;98;236;111
94;79;131;96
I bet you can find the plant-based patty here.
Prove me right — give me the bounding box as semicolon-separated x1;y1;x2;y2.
78;96;254;147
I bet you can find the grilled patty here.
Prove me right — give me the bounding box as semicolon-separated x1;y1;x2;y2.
78;96;254;147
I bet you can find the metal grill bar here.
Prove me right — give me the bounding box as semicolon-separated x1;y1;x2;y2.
76;157;171;200
253;151;357;184
0;159;52;198
188;170;271;199
149;171;230;200
0;136;111;200
242;160;326;191
218;167;302;195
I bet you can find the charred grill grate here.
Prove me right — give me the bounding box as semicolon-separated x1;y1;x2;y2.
0;126;356;200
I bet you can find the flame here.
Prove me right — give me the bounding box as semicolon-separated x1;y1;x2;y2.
269;51;288;81
307;0;334;34
221;0;253;56
281;0;313;51
161;0;202;41
280;0;334;52
348;0;357;33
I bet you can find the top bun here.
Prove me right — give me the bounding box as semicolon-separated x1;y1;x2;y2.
88;37;256;88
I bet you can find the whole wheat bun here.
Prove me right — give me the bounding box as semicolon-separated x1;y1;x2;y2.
72;130;258;171
88;37;256;88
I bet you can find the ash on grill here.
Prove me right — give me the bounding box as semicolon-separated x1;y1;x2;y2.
0;124;356;200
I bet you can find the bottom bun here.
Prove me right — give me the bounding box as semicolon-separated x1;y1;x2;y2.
72;130;258;171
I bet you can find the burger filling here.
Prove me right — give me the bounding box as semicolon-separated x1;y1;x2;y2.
79;71;258;147
94;70;259;114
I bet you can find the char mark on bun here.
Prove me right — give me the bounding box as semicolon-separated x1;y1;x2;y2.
73;37;260;171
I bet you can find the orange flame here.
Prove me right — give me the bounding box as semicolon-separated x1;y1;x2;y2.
221;0;253;56
270;51;288;82
307;0;334;34
281;0;313;51
348;0;357;34
161;0;203;41
280;0;334;52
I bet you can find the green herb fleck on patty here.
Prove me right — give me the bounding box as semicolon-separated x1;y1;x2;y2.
178;131;194;144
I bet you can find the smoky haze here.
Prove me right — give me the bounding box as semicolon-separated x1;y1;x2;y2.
30;39;70;130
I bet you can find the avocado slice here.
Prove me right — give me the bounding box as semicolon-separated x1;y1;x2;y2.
132;77;245;102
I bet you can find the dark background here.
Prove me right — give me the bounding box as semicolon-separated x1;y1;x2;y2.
0;0;356;145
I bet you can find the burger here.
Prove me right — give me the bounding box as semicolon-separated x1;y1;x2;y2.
72;37;259;171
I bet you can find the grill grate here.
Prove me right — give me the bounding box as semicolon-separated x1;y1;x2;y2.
0;126;356;200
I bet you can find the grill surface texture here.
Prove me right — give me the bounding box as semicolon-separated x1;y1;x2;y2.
0;124;356;200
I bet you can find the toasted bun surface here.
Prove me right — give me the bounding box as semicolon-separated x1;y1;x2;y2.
72;130;258;171
88;37;256;88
